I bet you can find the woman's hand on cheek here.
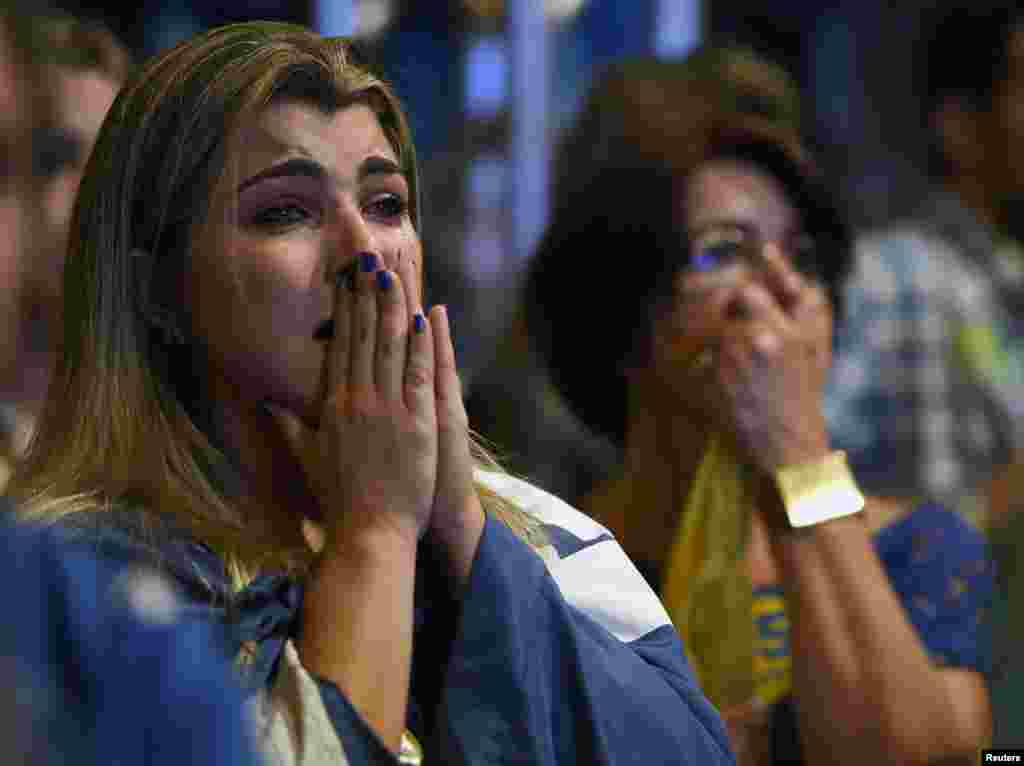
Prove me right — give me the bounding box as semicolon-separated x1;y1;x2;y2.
664;271;733;368
761;251;833;387
792;280;833;386
269;252;438;553
715;279;831;474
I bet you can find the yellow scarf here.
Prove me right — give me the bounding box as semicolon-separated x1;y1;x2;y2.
659;434;757;711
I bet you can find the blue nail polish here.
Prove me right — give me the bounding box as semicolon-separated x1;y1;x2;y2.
413;313;425;333
359;252;376;272
376;270;392;290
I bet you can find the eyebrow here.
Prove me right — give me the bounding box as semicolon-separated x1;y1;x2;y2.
237;156;325;193
359;155;403;181
237;154;403;194
689;219;758;237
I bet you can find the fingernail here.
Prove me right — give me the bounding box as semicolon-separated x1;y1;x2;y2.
413;313;425;333
376;269;392;290
359;251;376;272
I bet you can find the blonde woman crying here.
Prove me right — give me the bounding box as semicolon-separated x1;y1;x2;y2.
7;22;733;766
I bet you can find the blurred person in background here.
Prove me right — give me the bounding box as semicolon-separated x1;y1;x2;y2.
9;21;734;764
0;11;130;473
0;8;259;764
825;0;1024;530
525;46;994;765
0;3;57;484
38;13;131;272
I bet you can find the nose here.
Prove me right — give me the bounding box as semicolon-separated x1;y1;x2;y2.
324;198;382;283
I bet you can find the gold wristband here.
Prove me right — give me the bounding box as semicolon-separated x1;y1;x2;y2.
774;450;866;528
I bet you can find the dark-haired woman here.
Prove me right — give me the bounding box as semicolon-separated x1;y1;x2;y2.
525;47;994;766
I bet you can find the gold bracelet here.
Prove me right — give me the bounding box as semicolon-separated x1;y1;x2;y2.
774;450;866;528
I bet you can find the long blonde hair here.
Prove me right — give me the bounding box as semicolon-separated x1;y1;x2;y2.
9;22;539;586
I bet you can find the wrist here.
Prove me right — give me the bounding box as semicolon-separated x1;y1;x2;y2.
762;428;832;474
321;516;421;563
428;492;486;590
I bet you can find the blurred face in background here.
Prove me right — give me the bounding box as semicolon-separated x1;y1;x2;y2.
646;157;822;421
683;158;811;291
0;21;33;377
36;65;119;310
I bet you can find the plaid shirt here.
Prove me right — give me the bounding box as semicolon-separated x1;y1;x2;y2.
825;193;1024;522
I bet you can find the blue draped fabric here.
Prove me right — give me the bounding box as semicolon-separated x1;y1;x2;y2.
41;471;735;765
0;506;260;765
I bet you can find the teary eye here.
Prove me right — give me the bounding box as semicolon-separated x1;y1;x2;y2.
690;229;747;272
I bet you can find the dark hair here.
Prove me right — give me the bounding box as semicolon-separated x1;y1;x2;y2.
523;50;850;446
919;1;1023;177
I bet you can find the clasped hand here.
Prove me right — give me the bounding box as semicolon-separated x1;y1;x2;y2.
672;254;833;475
269;251;483;581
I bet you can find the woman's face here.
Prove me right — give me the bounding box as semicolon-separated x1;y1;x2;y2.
647;157;815;408
683;157;809;288
186;100;420;423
